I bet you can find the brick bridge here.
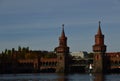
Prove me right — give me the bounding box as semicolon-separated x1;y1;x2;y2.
18;56;120;73
40;58;57;72
106;52;120;70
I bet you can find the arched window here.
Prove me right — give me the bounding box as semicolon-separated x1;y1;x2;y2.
46;62;48;66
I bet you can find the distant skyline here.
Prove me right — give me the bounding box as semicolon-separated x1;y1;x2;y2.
0;0;120;52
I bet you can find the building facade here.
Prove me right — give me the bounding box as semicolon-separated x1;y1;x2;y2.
0;22;120;73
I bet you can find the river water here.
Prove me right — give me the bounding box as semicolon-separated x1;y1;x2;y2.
0;73;120;81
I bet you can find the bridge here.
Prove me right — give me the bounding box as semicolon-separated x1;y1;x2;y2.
18;57;120;73
69;58;93;73
106;52;120;72
39;57;94;73
40;58;57;72
111;66;120;69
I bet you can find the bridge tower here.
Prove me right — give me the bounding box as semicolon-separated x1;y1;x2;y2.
93;21;107;73
55;24;70;73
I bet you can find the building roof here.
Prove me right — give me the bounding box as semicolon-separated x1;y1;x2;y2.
97;21;103;35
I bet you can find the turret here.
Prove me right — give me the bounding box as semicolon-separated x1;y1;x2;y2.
93;21;107;73
55;24;69;53
55;24;70;73
93;21;106;52
59;24;67;47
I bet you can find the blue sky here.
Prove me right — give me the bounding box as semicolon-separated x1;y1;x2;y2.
0;0;120;52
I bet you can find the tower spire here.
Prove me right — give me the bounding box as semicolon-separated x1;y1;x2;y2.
97;21;102;35
93;21;107;73
55;24;70;73
59;24;67;47
61;24;65;38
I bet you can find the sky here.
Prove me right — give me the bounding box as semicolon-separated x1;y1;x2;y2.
0;0;120;52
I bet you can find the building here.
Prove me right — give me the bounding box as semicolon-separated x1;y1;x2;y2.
54;24;70;73
93;21;107;73
93;21;120;73
71;51;88;59
0;22;120;73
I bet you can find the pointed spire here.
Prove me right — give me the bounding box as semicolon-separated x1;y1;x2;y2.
61;24;66;38
97;21;102;35
59;24;67;47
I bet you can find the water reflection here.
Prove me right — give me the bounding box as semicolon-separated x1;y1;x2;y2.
57;73;68;81
0;73;120;81
93;73;104;81
57;78;68;81
57;73;92;81
58;73;105;81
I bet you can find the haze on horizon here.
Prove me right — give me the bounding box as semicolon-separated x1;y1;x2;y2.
0;0;120;53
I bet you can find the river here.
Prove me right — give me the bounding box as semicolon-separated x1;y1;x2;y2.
0;73;120;81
